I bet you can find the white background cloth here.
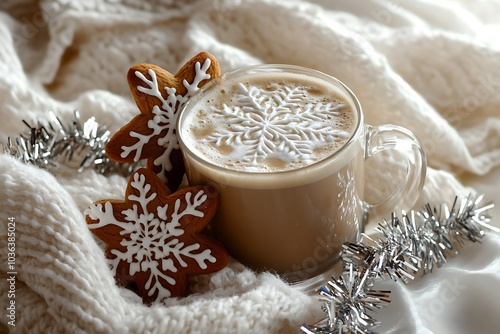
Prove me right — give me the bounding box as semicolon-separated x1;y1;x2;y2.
0;0;499;333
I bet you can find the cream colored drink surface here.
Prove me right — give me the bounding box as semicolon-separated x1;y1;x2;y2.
184;72;357;174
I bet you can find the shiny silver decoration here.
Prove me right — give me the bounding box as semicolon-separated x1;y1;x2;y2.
301;264;390;334
302;194;496;334
2;110;140;176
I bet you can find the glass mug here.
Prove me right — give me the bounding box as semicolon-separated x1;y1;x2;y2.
177;64;426;287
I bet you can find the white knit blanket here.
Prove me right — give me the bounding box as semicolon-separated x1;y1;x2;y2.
1;1;500;333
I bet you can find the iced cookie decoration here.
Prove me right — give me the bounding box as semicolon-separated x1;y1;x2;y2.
106;52;221;192
85;168;228;304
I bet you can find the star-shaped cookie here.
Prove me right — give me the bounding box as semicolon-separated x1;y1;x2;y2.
85;168;228;304
106;52;221;192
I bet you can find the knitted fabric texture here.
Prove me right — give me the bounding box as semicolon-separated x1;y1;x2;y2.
1;0;500;333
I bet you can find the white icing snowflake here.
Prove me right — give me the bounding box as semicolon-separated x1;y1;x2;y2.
85;170;217;303
120;59;212;181
206;83;351;166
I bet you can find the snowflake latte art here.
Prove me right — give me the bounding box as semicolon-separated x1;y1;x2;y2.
183;72;357;172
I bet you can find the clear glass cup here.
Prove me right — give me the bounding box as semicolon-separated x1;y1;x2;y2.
177;64;426;288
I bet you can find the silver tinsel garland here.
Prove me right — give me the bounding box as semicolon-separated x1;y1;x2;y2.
2;110;140;176
301;263;391;334
302;194;497;334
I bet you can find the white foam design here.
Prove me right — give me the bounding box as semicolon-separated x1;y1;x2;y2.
203;81;351;170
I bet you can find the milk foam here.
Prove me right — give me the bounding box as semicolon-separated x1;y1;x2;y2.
181;72;357;173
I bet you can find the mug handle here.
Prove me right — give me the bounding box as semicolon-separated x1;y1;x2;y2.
363;124;427;217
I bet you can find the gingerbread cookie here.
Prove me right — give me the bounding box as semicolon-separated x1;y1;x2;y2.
85;168;228;304
106;52;221;192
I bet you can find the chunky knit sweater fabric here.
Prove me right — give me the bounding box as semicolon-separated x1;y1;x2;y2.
1;1;500;333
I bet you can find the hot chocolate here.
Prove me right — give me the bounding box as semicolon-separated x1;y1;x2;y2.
182;72;357;174
178;68;364;281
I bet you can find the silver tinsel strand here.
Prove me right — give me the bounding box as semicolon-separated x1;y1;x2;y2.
301;264;390;334
2;110;140;176
302;194;497;334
